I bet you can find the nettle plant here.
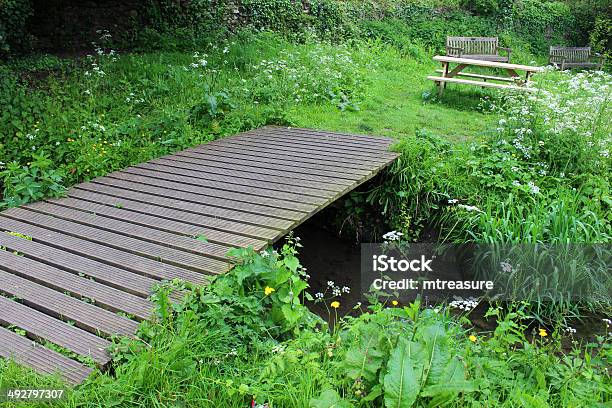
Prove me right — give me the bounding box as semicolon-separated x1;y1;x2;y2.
151;234;320;340
0;153;65;208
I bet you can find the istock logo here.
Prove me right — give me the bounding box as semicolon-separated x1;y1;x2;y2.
372;254;433;272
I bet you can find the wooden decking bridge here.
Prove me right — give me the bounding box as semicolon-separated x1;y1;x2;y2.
0;126;398;384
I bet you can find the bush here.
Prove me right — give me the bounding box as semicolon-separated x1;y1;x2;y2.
0;0;32;58
0;153;66;208
460;0;502;16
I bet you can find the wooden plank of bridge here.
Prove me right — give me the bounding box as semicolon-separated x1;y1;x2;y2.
0;327;94;385
0;126;398;384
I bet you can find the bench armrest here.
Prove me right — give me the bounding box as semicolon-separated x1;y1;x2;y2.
593;53;605;61
593;53;606;67
496;46;512;59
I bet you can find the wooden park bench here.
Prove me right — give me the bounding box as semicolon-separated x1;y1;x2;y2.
549;46;605;70
446;37;511;63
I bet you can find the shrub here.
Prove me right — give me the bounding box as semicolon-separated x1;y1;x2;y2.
0;0;32;58
0;153;66;208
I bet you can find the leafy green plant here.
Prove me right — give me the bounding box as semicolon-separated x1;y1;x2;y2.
0;0;33;57
0;153;65;208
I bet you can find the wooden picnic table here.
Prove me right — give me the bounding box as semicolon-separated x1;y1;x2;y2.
428;56;544;95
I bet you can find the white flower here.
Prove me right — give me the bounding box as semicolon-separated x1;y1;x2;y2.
527;181;540;194
382;230;403;241
448;199;459;204
457;204;482;212
500;262;513;273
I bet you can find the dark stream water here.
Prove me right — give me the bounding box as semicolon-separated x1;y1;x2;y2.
277;214;609;346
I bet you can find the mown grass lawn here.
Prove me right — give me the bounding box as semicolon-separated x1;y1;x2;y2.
290;59;498;142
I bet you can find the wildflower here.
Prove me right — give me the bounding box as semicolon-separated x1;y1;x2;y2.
315;292;324;299
448;199;459;204
260;250;269;258
469;335;477;342
342;286;350;294
527;181;540;194
449;297;478;311
391;300;399;306
382;230;403;241
538;328;548;337
500;262;513;273
457;204;482;212
327;280;335;288
564;327;576;334
264;286;275;296
330;301;340;309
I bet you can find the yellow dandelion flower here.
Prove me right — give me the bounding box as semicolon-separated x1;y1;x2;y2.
391;300;399;306
330;301;340;309
469;334;477;342
538;328;548;337
264;286;275;296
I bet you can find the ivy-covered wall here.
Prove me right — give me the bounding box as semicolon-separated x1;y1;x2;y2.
0;0;608;58
0;0;33;56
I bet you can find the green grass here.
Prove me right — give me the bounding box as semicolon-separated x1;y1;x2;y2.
290;57;497;142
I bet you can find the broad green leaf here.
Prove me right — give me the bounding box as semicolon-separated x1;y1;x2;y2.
281;303;303;325
344;326;385;383
310;389;353;408
284;254;300;272
362;384;383;403
384;339;421;408
421;381;477;398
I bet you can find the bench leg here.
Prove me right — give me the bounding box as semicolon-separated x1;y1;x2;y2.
506;68;519;78
439;62;449;96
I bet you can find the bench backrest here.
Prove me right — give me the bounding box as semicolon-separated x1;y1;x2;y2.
447;37;499;56
549;46;592;63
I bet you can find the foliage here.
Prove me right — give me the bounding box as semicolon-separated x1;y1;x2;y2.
0;0;32;58
1;247;610;407
366;69;611;320
589;16;612;68
0;153;65;208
